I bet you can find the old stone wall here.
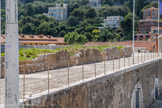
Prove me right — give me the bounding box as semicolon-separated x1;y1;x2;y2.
22;58;162;108
71;49;104;65
1;47;132;78
102;46;132;60
19;50;70;74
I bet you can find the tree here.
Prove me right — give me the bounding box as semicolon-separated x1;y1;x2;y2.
59;30;66;37
36;21;49;35
86;8;97;18
64;32;88;44
121;13;133;40
25;3;35;16
67;16;78;27
71;8;85;21
92;29;101;41
98;28;114;42
136;0;149;16
20;23;36;34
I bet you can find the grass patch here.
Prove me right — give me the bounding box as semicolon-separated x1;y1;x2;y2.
1;45;124;61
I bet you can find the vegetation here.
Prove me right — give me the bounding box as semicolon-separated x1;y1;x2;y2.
1;0;158;43
64;32;88;44
2;45;123;61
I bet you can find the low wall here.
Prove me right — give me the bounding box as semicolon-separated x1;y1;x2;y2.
21;58;162;108
1;47;132;78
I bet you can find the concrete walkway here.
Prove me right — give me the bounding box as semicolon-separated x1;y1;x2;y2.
149;94;162;108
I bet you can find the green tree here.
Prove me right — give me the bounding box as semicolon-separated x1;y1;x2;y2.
36;21;49;35
86;8;97;18
92;29;101;41
67;16;78;27
20;23;36;34
71;8;85;21
59;30;66;37
64;32;88;44
25;3;35;16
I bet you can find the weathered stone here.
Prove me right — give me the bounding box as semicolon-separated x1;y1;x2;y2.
121;47;132;57
0;47;132;78
71;49;104;65
19;50;70;75
103;47;121;60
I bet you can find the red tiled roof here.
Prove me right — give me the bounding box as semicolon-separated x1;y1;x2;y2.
1;34;67;45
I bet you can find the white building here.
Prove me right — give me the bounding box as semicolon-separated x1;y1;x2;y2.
48;3;68;21
104;16;124;29
89;0;101;9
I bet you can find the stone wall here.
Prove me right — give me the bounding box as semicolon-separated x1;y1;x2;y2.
102;46;132;60
21;58;162;108
1;47;132;78
71;49;104;65
19;50;70;74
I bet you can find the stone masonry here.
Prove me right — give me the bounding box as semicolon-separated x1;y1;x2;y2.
1;46;132;78
21;58;162;108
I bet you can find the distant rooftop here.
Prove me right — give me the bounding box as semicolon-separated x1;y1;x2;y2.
1;34;67;45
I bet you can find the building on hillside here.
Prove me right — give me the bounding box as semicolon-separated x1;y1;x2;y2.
48;3;68;21
135;7;162;40
149;26;162;38
143;7;158;20
89;0;101;9
103;16;123;29
1;34;68;45
138;19;162;34
149;27;162;52
134;34;151;40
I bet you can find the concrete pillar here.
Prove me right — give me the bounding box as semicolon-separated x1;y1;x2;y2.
5;0;19;108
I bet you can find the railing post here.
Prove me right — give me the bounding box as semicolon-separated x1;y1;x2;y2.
119;57;120;70
124;56;125;68
104;57;106;75
128;56;130;67
138;51;139;64
144;50;145;62
82;58;84;81
141;50;142;63
48;63;50;94
67;60;70;86
94;57;96;77
113;56;114;72
157;52;158;58
147;52;148;61
23;66;26;104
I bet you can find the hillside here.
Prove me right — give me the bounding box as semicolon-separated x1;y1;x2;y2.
1;0;158;43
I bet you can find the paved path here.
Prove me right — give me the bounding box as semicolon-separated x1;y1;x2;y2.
0;53;160;103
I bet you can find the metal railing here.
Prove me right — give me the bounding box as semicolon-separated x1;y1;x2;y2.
0;51;162;105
